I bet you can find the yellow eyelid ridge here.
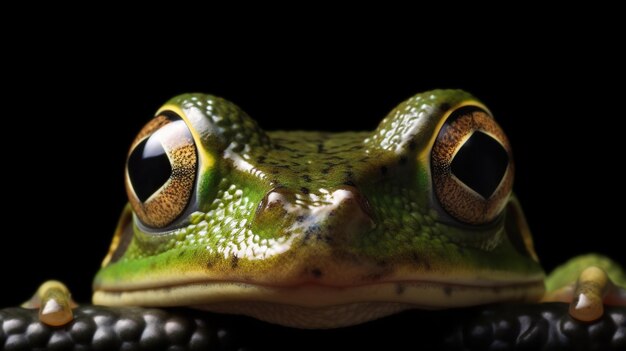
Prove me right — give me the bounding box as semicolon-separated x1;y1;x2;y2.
416;100;491;166
157;104;215;173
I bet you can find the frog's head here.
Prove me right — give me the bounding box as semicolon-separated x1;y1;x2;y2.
93;90;544;328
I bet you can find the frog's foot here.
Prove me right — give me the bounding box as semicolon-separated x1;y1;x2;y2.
21;280;77;326
543;254;626;322
543;266;626;321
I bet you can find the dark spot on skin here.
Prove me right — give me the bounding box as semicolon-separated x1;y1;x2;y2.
399;156;408;165
412;253;431;270
302;174;312;182
380;166;388;175
396;283;406;295
231;255;239;269
311;268;323;278
303;225;321;243
300;187;310;195
439;102;451;111
444;286;452;296
409;141;417;151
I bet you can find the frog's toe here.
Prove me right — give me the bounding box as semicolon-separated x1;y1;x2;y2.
568;266;611;322
21;280;77;326
545;266;626;322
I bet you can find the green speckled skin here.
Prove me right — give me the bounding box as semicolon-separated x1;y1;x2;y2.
94;90;543;298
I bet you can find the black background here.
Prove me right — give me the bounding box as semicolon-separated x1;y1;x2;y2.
2;33;624;307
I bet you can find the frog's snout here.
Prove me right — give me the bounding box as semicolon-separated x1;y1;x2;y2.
252;185;376;243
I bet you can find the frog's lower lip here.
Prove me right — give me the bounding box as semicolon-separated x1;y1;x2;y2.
93;279;544;307
93;279;544;327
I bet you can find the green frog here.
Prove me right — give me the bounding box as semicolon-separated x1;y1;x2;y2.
26;90;626;329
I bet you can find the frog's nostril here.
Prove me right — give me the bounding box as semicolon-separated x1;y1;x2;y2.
336;185;375;222
252;188;298;234
255;188;296;218
329;186;376;240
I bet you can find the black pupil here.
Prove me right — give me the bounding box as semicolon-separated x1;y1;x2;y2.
451;131;509;199
128;135;172;202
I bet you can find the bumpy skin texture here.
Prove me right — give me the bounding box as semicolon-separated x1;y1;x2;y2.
2;304;625;350
95;90;543;309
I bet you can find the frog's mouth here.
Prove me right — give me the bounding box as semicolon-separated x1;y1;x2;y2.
93;278;545;328
94;202;546;328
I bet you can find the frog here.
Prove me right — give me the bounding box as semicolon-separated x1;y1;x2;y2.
25;89;626;329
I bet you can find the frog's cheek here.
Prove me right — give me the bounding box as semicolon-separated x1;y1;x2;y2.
504;196;539;263
100;204;134;268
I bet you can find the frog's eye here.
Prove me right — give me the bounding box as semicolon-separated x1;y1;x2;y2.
431;106;513;225
125;112;197;228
